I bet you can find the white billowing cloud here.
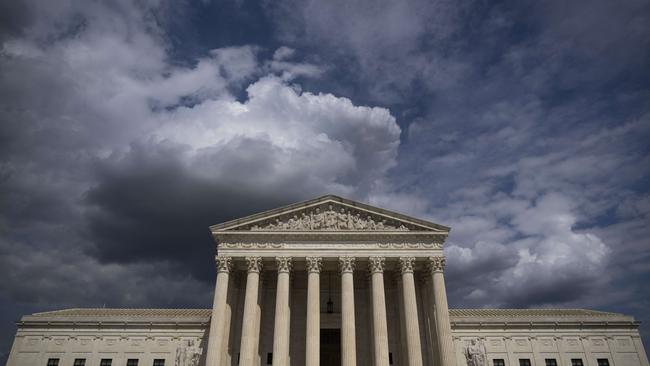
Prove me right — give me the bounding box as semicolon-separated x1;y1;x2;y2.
149;73;400;194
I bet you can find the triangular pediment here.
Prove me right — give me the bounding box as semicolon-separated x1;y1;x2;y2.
210;195;449;233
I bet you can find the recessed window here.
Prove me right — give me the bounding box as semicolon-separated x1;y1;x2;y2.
46;359;59;366
494;359;506;366
127;359;139;366
572;359;584;366
266;353;273;365
73;359;86;366
598;359;610;366
546;359;558;366
519;359;532;366
100;360;112;366
389;352;394;365
152;360;165;366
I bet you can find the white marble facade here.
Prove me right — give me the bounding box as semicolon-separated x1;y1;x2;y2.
6;195;649;366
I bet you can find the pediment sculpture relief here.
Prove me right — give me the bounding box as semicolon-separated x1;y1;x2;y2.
246;204;412;231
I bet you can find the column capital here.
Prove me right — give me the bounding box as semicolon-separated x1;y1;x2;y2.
427;256;445;273
399;256;416;274
275;256;293;273
306;256;323;273
215;255;233;273
339;256;356;273
368;256;385;274
245;256;263;273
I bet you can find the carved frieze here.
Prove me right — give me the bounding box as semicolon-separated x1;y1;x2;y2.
243;203;414;231
219;242;443;250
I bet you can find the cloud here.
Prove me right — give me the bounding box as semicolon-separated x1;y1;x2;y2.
0;0;402;357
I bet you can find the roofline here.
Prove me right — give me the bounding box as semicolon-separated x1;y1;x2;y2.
209;194;451;232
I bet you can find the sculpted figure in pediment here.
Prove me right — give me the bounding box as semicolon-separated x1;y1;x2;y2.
245;203;413;231
312;208;324;229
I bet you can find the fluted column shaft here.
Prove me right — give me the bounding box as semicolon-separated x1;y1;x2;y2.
306;257;323;366
239;257;263;366
400;257;423;366
429;256;455;366
369;256;390;366
206;255;233;366
340;256;357;366
272;257;292;366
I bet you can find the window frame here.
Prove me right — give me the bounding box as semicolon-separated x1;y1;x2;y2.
572;359;584;366
46;359;60;366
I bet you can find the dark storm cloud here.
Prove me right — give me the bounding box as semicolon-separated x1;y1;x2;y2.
83;140;305;280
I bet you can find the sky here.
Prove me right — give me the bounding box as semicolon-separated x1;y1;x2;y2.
0;0;649;360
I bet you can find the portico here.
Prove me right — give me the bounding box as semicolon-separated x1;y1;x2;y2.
205;195;455;366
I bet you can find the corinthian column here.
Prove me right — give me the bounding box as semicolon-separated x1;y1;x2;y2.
306;257;323;366
428;256;455;366
272;257;292;366
400;257;423;366
239;256;263;366
369;256;390;366
339;256;357;366
206;255;233;366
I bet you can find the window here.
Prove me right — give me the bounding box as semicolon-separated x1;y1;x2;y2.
73;359;86;366
598;359;610;366
520;359;532;366
100;359;112;366
389;352;394;365
546;359;558;366
127;360;139;366
46;359;59;366
494;360;506;366
152;360;165;366
572;359;584;366
266;353;273;365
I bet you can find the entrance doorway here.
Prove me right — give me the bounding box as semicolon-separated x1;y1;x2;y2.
320;329;341;366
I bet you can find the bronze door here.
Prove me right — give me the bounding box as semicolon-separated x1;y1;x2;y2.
320;329;341;366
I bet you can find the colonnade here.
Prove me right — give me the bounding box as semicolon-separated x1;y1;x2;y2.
205;255;455;366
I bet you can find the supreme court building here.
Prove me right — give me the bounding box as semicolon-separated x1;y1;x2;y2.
6;195;650;366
